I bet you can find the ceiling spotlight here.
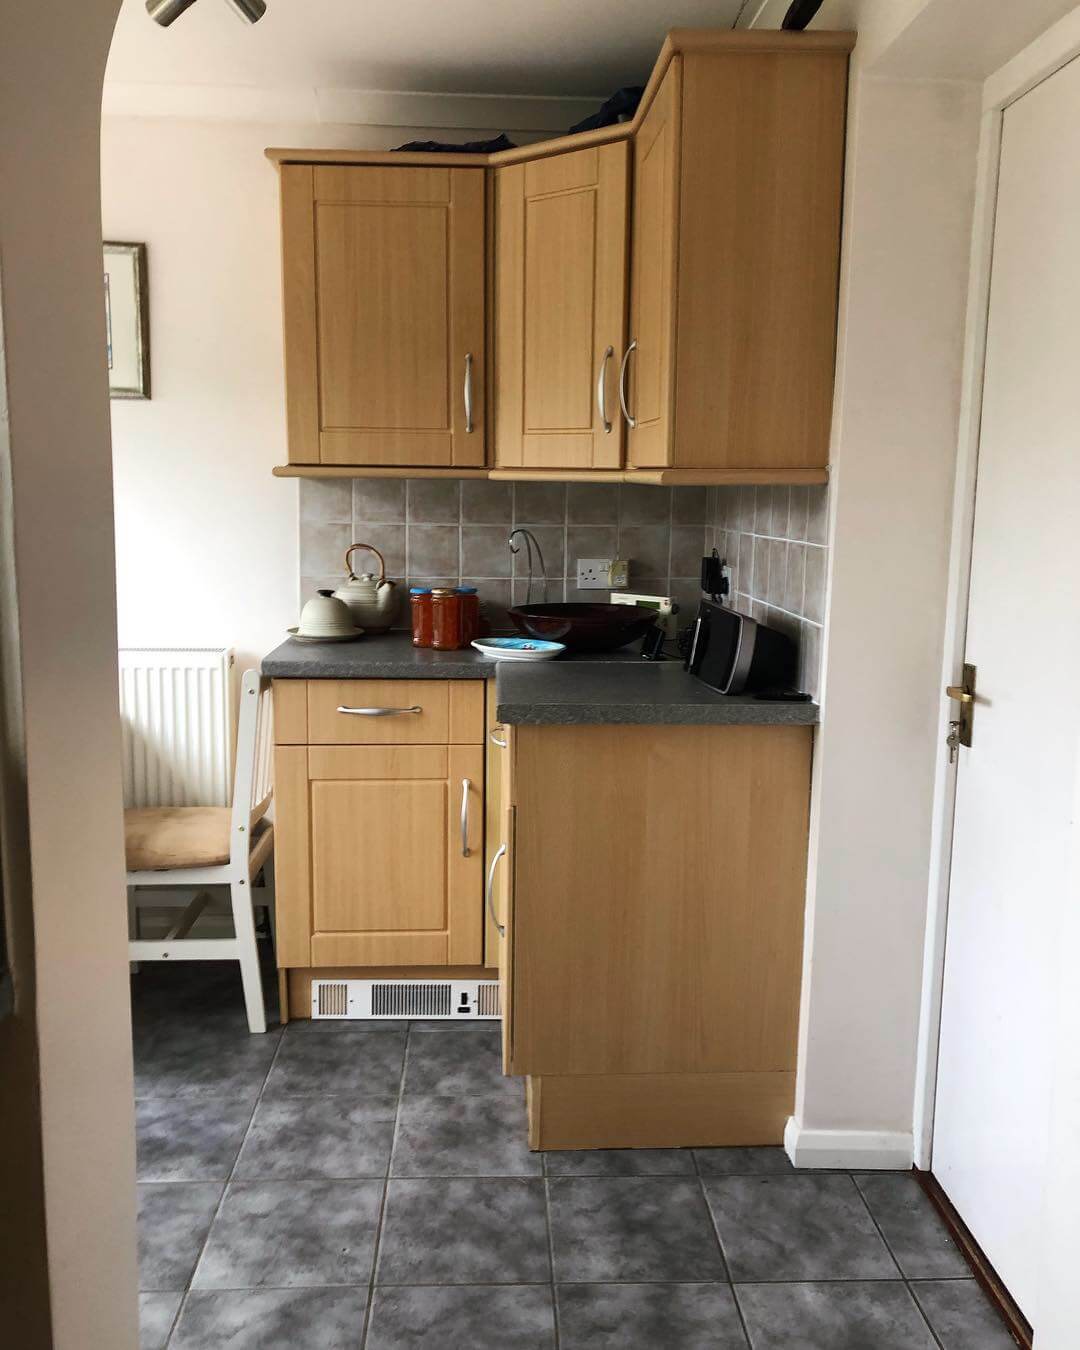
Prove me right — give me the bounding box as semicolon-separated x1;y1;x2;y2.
146;0;266;26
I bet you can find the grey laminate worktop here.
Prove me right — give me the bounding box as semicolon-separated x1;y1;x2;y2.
261;635;819;727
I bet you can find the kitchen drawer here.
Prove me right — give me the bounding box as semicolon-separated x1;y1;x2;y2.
274;679;484;745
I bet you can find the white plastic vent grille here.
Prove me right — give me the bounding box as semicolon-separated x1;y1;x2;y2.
373;982;451;1017
310;979;501;1020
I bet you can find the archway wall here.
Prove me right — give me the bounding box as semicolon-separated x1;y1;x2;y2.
0;3;138;1348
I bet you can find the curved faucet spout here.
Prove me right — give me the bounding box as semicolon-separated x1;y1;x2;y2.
507;528;548;606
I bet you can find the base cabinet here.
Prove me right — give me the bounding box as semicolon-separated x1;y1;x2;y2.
504;722;813;1145
273;679;485;968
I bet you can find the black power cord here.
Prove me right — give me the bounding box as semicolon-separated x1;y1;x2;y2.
782;0;824;30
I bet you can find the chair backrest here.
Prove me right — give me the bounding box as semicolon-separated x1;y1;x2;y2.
230;670;273;863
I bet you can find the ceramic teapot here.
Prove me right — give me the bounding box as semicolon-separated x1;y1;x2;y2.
333;543;399;634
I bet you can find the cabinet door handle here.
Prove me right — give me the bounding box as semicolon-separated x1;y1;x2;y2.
618;340;638;429
460;778;472;857
489;726;508;748
596;345;614;433
464;352;474;434
336;705;422;717
486;843;507;937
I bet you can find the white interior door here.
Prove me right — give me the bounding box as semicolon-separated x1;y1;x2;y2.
933;54;1080;1324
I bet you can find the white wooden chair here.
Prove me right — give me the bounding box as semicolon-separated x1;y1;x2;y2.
125;669;275;1033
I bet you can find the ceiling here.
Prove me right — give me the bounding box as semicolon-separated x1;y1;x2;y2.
105;0;749;99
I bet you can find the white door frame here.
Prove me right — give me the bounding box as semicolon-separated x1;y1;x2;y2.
913;3;1080;1172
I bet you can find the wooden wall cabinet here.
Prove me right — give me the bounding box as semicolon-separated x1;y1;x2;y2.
280;165;486;469
495;143;629;471
272;679;485;968
625;47;848;473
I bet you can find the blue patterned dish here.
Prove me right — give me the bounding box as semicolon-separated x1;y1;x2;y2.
471;637;566;661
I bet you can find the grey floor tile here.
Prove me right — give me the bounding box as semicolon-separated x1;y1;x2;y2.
264;1027;405;1096
366;1284;556;1349
694;1147;794;1176
853;1173;970;1278
136;1096;253;1182
137;1182;223;1292
192;1180;383;1289
286;1016;410;1034
392;1093;541;1177
911;1279;1019;1350
233;1096;397;1180
169;1287;368;1349
736;1281;937;1350
546;1148;695;1177
402;1023;517;1099
138;1292;182;1349
377;1178;550;1284
705;1174;898;1282
134;1026;280;1101
557;1282;748;1349
548;1177;725;1283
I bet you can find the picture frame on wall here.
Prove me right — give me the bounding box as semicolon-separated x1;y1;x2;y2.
104;241;150;400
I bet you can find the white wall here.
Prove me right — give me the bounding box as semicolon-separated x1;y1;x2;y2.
1;1;138;1345
102;115;544;672
787;71;982;1165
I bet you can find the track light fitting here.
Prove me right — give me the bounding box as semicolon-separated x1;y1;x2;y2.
146;0;266;26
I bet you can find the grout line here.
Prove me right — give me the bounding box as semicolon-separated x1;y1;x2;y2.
696;1166;753;1350
161;1023;287;1347
358;1023;411;1348
543;1173;561;1349
849;1176;949;1350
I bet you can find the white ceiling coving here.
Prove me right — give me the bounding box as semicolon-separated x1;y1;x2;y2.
105;0;749;124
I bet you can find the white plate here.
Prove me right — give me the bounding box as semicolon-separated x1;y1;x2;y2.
471;637;565;661
287;626;364;644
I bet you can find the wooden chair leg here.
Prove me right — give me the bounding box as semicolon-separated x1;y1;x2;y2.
230;878;267;1034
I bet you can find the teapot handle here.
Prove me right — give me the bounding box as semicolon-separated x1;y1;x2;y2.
345;542;387;584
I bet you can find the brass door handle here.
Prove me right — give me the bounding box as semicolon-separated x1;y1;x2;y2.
945;686;973;703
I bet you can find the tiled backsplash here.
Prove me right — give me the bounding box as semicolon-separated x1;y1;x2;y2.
298;477;828;696
299;478;712;635
708;484;829;698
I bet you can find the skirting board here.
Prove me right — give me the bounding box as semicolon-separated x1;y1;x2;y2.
784;1117;914;1170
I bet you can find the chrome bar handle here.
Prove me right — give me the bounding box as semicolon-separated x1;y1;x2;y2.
464;352;474;434
489;726;508;748
596;345;614;433
460;778;472;858
618;340;638;429
336;705;422;717
486;843;507;936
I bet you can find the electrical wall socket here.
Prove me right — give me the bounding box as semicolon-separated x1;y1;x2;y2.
576;559;614;590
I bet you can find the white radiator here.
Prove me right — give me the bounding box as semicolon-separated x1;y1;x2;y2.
118;647;235;808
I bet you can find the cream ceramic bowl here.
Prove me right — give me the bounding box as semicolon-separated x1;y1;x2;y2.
296;589;363;639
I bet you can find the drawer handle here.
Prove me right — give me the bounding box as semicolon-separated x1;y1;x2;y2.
460;778;472;858
489;726;508;748
486;843;507;937
336;705;423;717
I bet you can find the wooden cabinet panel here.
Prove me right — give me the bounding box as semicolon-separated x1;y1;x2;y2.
507;723;812;1077
280;165;485;468
306;680;450;745
626;60;681;469
496;143;629;470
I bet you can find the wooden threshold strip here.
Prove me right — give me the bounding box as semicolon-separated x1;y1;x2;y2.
912;1168;1031;1349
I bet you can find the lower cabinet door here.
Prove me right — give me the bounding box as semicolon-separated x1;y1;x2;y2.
280;743;484;966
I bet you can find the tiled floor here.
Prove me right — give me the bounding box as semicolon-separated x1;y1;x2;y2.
133;965;1019;1349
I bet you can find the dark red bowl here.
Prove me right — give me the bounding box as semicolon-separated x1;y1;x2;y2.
508;602;658;653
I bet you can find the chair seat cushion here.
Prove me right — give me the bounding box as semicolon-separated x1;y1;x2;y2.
125;806;232;871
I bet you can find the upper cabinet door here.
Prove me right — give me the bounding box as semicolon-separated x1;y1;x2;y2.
495;143;629;471
280;165;485;468
625;60;681;470
627;48;848;472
